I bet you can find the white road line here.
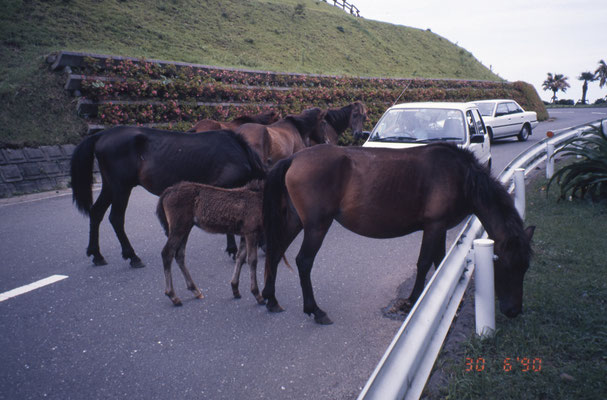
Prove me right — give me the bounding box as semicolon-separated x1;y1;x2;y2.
0;275;69;302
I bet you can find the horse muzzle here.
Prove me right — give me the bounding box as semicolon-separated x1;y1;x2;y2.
500;302;522;318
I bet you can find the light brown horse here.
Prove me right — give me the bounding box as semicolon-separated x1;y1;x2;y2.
262;143;535;325
317;101;368;145
156;180;267;305
236;107;327;167
188;110;280;133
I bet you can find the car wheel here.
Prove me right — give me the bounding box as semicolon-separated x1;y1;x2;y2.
518;125;530;142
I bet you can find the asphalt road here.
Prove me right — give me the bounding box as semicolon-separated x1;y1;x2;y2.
1;107;604;400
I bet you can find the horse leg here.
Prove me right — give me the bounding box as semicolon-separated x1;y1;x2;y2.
262;218;302;314
230;236;247;299
296;223;333;325
86;184;112;266
161;234;182;306
174;229;203;300
245;234;264;305
225;234;237;260
404;225;447;311
107;186;144;268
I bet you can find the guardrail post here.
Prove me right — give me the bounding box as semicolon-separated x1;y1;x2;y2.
514;168;526;219
546;143;555;179
474;239;495;338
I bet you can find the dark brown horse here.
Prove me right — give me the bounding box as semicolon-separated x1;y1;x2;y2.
262;143;534;324
71;127;266;268
317;101;368;145
236;107;327;167
188;110;280;133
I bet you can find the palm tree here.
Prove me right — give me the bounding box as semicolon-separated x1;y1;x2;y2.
578;71;598;104
596;60;607;89
542;73;570;103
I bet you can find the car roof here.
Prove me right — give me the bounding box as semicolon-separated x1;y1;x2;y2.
389;102;478;112
470;99;516;104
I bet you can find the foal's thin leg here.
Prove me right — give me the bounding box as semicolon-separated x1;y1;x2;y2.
230;237;247;299
108;186;144;268
162;235;182;306
296;224;333;325
245;234;264;305
87;184;112;266
174;231;203;300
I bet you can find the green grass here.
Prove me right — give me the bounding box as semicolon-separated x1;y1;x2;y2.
438;173;607;399
0;0;501;147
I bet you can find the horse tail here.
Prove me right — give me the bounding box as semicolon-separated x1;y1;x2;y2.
156;190;170;237
70;133;102;215
263;157;293;281
231;130;267;180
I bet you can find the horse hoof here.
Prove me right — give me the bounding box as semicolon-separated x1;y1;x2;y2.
92;257;108;266
398;299;414;314
266;303;284;313
195;292;204;299
130;258;145;268
256;296;266;305
233;292;242;299
173;300;183;306
314;314;333;325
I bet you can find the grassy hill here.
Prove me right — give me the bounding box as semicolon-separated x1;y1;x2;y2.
1;0;504;147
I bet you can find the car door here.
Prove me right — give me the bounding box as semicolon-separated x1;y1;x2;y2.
506;101;525;133
492;102;510;138
465;109;491;167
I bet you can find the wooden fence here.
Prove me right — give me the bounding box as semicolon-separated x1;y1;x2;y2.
323;0;360;17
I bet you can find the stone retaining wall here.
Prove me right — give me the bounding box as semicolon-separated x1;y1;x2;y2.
0;144;93;198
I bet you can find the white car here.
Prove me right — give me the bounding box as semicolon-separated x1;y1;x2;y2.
472;99;538;142
362;102;492;169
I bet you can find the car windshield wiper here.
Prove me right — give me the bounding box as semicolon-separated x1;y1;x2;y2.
371;136;419;142
419;137;463;142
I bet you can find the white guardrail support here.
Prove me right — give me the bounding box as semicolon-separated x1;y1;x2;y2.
514;168;526;219
546;142;555;179
473;239;495;338
357;121;602;400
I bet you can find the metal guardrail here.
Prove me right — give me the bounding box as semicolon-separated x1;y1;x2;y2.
357;121;602;400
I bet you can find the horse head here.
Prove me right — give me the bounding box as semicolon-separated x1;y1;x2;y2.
286;107;328;146
348;101;368;137
493;226;535;318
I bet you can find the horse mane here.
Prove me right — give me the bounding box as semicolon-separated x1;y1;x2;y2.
324;103;353;133
440;143;532;261
285;108;324;135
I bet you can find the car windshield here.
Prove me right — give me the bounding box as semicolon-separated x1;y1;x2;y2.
369;108;466;142
474;102;495;117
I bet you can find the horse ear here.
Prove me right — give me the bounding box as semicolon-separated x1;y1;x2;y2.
524;226;535;241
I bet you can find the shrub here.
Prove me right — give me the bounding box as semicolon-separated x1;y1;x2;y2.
548;124;607;201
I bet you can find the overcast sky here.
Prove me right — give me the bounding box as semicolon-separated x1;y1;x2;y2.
352;0;607;104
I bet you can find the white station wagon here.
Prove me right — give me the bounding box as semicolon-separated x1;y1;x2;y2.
362;102;492;169
472;99;538;142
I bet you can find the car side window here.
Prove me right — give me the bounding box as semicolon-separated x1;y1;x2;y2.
466;111;478;137
507;102;522;113
496;103;509;116
471;109;487;135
